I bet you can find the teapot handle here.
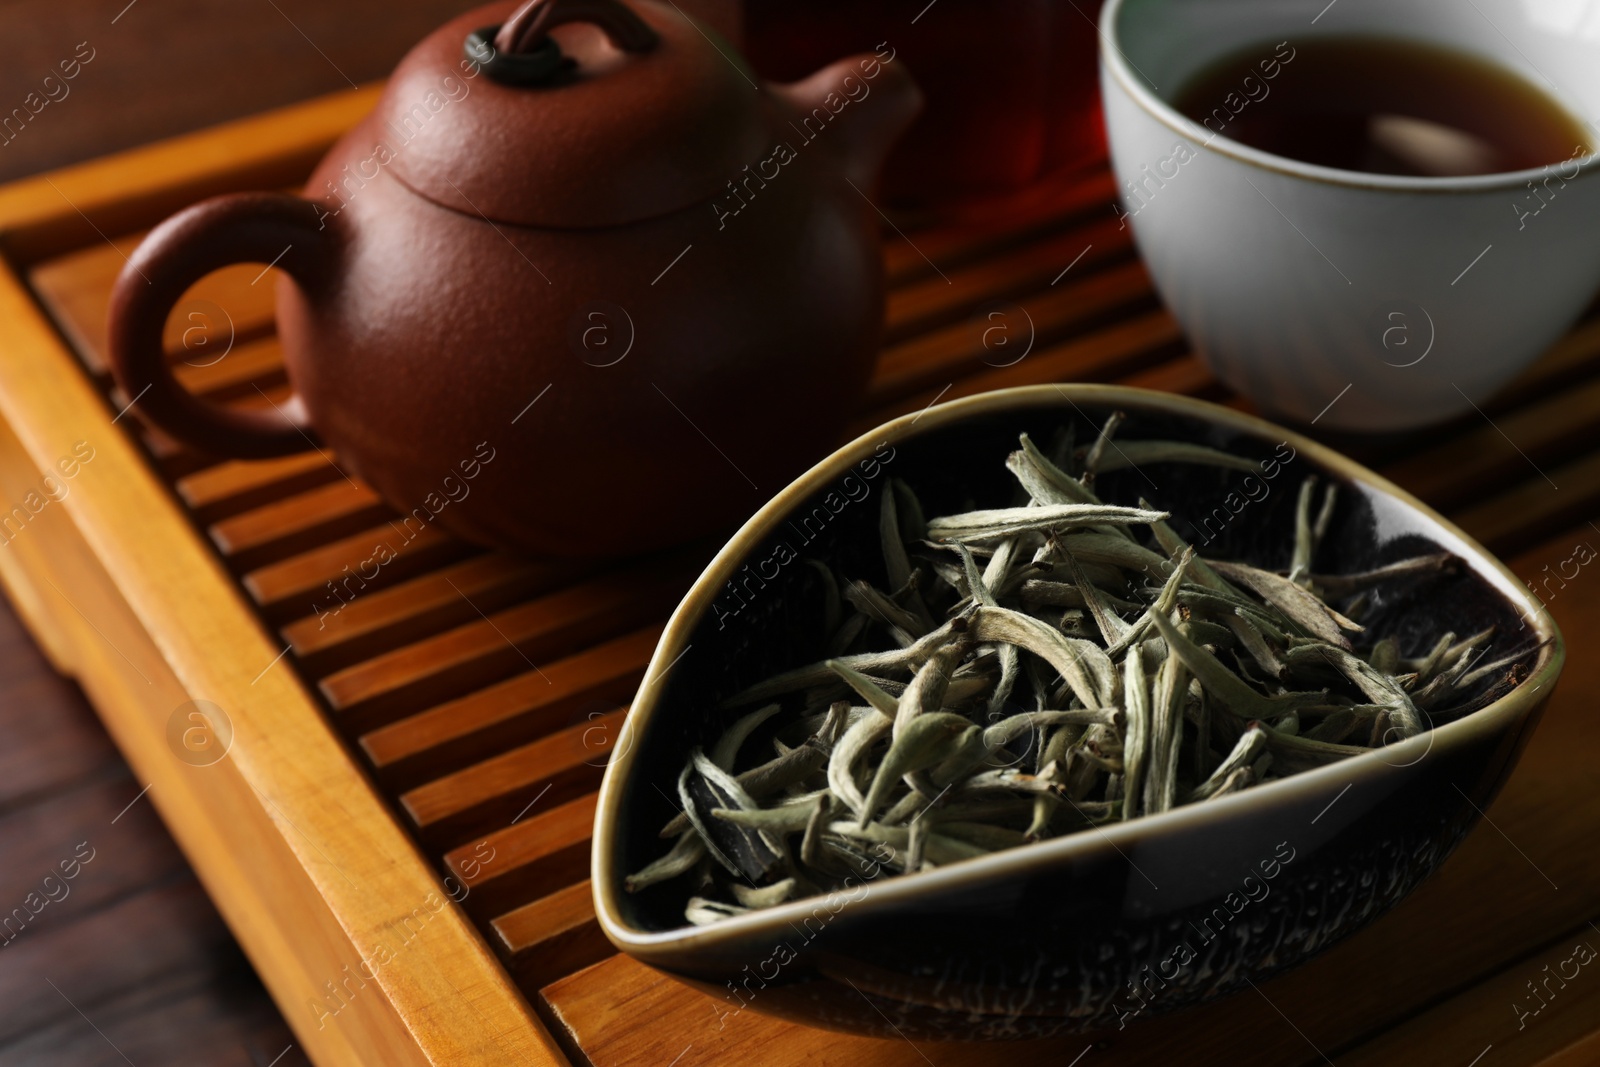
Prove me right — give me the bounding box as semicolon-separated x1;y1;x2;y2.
107;192;331;458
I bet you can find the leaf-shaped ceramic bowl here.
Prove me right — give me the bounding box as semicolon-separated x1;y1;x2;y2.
592;384;1562;1040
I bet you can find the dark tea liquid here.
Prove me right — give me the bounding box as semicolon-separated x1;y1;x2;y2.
1172;36;1593;177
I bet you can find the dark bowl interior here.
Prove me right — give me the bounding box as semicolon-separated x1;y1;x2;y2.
601;390;1557;1039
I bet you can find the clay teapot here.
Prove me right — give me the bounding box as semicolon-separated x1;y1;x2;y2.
108;0;919;558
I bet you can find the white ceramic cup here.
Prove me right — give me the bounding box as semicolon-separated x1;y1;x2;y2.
1099;0;1600;431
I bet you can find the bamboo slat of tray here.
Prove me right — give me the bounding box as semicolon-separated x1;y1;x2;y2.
443;793;600;924
399;707;625;848
9;82;1599;1067
176;452;345;523
283;553;563;675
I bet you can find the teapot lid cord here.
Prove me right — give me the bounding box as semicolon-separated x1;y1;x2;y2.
465;0;659;87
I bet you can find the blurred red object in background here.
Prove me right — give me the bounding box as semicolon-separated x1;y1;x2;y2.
741;0;1107;208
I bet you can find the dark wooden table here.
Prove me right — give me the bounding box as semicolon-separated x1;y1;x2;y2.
0;596;310;1066
0;2;463;1060
0;0;469;186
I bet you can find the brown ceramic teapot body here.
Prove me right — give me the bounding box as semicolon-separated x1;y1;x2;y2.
108;0;919;558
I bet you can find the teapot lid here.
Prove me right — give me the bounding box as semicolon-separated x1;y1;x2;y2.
380;0;769;228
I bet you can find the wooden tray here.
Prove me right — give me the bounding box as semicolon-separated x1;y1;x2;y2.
2;84;1599;1066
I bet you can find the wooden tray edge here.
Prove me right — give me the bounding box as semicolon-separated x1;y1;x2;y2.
0;113;568;1067
0;83;381;266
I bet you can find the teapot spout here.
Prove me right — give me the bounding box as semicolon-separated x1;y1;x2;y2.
771;49;922;189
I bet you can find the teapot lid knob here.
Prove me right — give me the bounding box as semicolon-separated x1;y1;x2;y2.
465;0;660;86
391;0;769;227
